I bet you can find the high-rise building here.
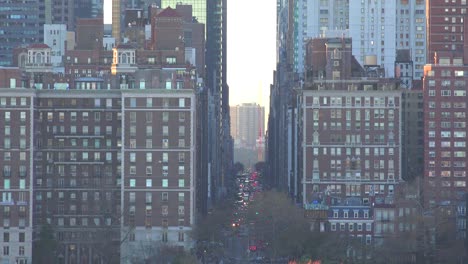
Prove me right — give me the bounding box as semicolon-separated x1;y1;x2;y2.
0;0;45;66
75;0;104;19
294;1;425;80
230;103;265;149
0;67;33;264
0;6;204;262
423;52;468;206
300;36;401;212
161;0;206;24
112;0;121;43
161;0;231;208
395;0;426;80
43;24;69;67
349;1;396;77
48;0;75;30
427;0;468;64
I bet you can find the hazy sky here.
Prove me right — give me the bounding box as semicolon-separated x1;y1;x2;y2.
103;0;276;109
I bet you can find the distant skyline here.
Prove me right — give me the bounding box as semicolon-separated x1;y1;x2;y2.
103;0;276;109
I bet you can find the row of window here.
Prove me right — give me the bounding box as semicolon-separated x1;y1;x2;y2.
428;131;466;138
128;98;187;108
128;192;185;203
3;232;26;243
427;111;466;118
129;125;186;137
428;169;466;177
128;230;185;243
309;96;396;107
2;179;27;189
320;172;396;182
129;111;186;122
129;152;186;163
2;112;27;121
128;178;187;188
2;245;26;256
45;111;116;122
317;109;396;121
427;180;466;188
315;121;396;131
333;210;370;219
312;147;395;156
0;97;28;106
2;138;28;149
324;184;394;195
313;133;392;144
330;222;372;233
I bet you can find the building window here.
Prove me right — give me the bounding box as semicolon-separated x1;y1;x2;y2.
178;179;185;187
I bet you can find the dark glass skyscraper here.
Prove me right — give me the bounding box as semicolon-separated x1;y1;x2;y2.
0;0;44;66
162;0;231;212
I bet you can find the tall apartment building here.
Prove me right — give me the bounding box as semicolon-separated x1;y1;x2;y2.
0;6;203;263
230;103;265;149
300;37;401;209
423;53;468;207
424;2;468;257
293;0;349;74
427;0;468;64
0;51;197;264
395;0;426;80
349;0;396;77
162;0;231;207
295;0;425;80
0;68;33;264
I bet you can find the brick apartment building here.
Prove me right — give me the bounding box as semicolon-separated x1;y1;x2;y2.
300;37;401;245
0;6;203;264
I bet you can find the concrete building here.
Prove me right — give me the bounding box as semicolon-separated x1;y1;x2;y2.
349;0;396;77
43;24;69;67
296;1;424;80
395;0;426;80
230;103;265;149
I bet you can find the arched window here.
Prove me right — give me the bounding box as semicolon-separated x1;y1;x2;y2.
121;53;127;64
35;53;43;64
